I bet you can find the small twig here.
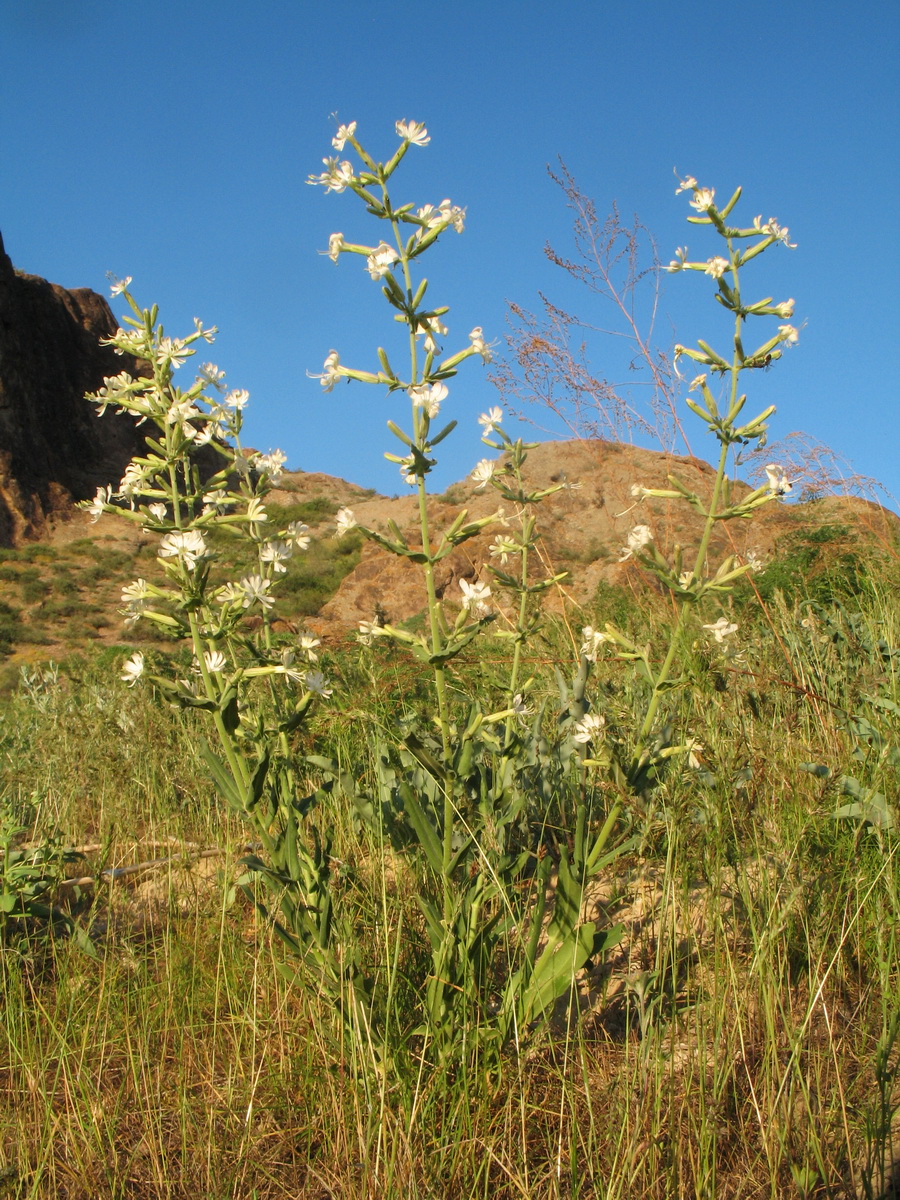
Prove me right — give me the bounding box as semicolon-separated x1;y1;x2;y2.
57;844;260;892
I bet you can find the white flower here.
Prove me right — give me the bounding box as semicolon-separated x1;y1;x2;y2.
284;521;311;550
774;298;795;319
358;620;383;645
689;187;716;212
630;483;649;499
468;327;493;363
675;176;698;195
408;381;447;418
366;242;400;280
667;246;688;273
764;464;793;496
245;497;269;526
753;216;796;248
572;713;605;745
304;670;333;698
259;540;293;574
459;578;491;612
325;232;345;263
396;119;429;146
299;634;321;662
703;617;738;643
159;530;209;571
278;649;306;685
204;650;227;674
121;652;144;688
224;388;250;410
332;121;356;151
336;507;357;537
416;315;447;354
193;318;217;343
688;373;707;392
199;362;227;390
255;449;287;483
310;350;342;392
618;524;653;562
489;536;520;564
239;574;274;610
308;157;355;192
156;336;191;369
202;489;230;513
120;579;150;627
87;485;112;523
107;274;132;297
147;503;167;522
165;396;202;439
743;550;766;573
478;406;503;435
778;324;799;346
438;198;465;232
471;459;495;490
686;739;705;770
705;256;730;279
580;626;613;663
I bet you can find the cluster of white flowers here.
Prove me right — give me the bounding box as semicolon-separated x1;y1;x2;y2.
255;449;287;482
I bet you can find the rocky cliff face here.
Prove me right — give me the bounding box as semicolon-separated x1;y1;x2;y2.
0;232;146;546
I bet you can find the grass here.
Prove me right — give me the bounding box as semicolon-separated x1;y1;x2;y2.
0;492;364;669
0;563;898;1198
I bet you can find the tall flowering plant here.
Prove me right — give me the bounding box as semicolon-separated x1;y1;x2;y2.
588;177;799;791
83;281;358;1003
309;121;627;1063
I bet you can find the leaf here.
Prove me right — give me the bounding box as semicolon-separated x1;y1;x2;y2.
834;793;895;830
398;782;443;873
198;740;245;812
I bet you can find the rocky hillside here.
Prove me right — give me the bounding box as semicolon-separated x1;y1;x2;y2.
310;439;900;632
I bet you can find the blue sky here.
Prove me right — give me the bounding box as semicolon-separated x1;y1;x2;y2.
2;0;898;509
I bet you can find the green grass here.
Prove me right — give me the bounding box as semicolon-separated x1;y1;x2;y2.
0;569;898;1197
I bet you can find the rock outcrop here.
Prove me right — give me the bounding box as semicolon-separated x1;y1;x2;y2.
0;232;146;546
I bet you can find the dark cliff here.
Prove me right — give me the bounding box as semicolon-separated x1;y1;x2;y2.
0;232;146;546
